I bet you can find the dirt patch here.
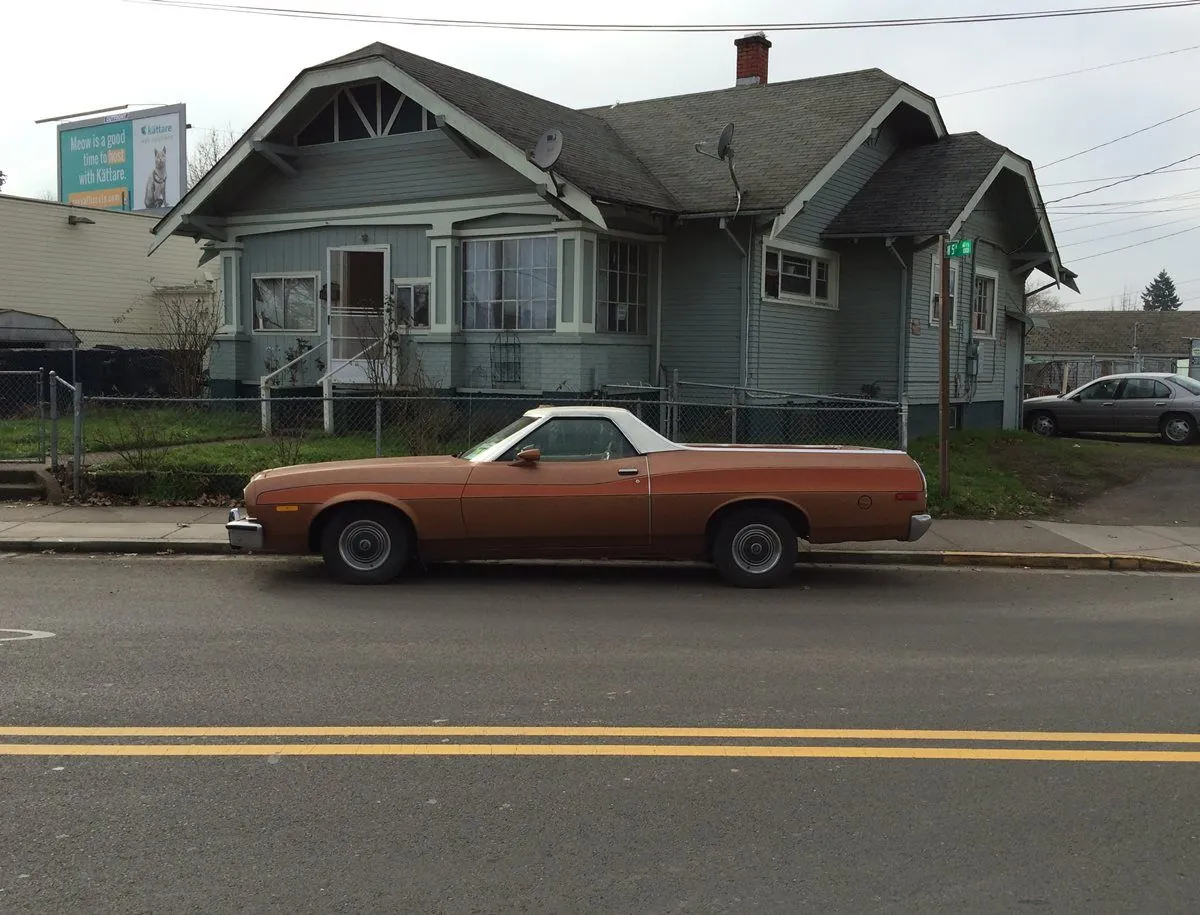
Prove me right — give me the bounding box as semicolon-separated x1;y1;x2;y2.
1054;468;1200;525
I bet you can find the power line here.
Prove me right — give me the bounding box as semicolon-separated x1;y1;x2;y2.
1040;106;1200;169
125;0;1200;32
943;42;1200;98
1070;223;1200;261
1050;186;1200;208
1045;151;1200;203
1056;205;1200;232
1064;275;1200;305
1058;214;1199;246
1042;165;1200;186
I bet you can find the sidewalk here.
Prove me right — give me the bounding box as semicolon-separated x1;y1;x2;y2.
2;503;1199;571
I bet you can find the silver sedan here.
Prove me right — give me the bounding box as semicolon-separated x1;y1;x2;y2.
1023;372;1200;445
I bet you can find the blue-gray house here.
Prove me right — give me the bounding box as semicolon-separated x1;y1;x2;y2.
150;33;1077;435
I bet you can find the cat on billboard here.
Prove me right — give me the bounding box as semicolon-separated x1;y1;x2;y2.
132;112;182;211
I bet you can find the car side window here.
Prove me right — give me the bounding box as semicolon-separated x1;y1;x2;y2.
1119;379;1155;399
1155;380;1172;399
1080;380;1121;400
498;418;639;463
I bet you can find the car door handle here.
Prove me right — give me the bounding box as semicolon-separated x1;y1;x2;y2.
617;467;639;476
1101;402;1114;406
1155;402;1168;406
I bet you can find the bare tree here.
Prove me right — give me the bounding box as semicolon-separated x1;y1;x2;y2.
1025;278;1064;313
187;124;239;191
37;189;57;201
0;170;6;191
1112;287;1139;311
150;284;222;396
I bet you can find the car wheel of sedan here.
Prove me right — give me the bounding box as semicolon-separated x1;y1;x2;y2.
1160;414;1196;446
320;504;411;585
1028;411;1058;437
713;507;798;589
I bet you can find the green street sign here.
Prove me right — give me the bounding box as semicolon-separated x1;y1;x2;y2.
945;239;974;258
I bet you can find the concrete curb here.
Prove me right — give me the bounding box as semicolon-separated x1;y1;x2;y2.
803;550;1200;573
0;539;233;555
2;539;1199;573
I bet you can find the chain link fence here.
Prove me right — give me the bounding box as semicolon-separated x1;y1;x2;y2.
61;390;903;501
0;370;46;463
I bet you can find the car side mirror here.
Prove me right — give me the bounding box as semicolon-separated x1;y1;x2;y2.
515;446;541;464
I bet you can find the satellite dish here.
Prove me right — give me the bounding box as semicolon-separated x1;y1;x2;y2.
531;129;564;169
717;122;735;160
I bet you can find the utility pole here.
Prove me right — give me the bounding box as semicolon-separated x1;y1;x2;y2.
939;235;951;500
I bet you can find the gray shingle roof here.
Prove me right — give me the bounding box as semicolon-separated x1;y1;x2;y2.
316;44;907;215
1026;310;1200;356
824;132;1007;237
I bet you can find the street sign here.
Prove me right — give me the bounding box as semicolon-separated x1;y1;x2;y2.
945;239;974;258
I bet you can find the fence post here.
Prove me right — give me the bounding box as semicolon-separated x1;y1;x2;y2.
49;372;60;471
670;369;680;441
730;389;738;444
72;382;83;496
323;375;334;434
260;376;272;435
375;396;382;458
37;368;46;464
899;394;909;452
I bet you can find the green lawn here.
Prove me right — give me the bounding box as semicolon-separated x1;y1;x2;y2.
910;429;1200;519
0;406;261;460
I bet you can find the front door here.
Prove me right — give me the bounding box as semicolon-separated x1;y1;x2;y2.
326;245;390;384
1060;377;1121;433
460;416;651;556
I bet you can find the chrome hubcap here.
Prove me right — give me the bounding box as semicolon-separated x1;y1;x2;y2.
1032;415;1055;436
338;520;392;572
1165;419;1191;443
731;523;784;574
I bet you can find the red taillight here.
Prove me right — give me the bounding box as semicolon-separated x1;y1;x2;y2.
895;492;919;501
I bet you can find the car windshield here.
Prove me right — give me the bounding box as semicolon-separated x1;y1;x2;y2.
1168;374;1200;395
458;415;539;461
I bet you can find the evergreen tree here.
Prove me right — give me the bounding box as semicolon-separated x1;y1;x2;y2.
1142;269;1183;311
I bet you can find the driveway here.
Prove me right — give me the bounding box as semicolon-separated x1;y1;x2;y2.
1056;466;1200;525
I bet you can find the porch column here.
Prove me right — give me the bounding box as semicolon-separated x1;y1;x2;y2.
428;232;457;334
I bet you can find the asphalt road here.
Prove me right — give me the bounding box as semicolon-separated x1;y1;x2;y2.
2;555;1199;914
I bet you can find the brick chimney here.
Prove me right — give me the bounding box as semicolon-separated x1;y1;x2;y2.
734;31;772;86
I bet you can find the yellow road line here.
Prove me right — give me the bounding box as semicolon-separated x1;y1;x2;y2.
3;742;1200;761
2;725;1199;743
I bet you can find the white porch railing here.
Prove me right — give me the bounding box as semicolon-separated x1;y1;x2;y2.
259;340;327;434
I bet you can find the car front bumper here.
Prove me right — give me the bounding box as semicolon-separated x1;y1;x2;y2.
907;512;933;542
226;507;264;551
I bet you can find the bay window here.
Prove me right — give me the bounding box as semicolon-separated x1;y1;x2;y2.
461;236;557;330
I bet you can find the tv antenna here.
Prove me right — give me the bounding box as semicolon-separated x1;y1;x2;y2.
694;122;744;218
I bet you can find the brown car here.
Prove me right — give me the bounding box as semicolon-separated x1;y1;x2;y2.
227;405;931;588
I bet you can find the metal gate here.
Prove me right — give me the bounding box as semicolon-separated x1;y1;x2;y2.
0;369;45;462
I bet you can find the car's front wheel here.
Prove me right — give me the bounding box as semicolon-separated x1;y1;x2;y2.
713;507;798;589
320;504;412;585
1028;411;1058;437
1160;413;1196;446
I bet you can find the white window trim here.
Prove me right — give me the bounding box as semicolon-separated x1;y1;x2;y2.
929;256;959;328
761;239;840;311
459;234;560;333
250;271;321;335
218;252;239;335
971;266;999;339
392;275;433;334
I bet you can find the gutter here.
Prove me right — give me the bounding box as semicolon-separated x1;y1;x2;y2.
719;217;752;389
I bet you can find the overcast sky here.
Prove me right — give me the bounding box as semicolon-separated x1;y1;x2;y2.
3;0;1199;309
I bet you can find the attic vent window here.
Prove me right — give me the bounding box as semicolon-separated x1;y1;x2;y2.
295;79;438;146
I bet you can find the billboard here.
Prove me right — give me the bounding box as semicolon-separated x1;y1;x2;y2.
57;104;186;213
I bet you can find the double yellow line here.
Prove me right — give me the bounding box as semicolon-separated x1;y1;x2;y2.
3;726;1200;762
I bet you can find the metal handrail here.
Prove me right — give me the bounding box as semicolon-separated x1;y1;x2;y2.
315;338;383;384
261;340;327;390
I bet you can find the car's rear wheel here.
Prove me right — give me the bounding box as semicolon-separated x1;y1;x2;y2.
320;504;411;585
1160;413;1196;446
1028;411;1058;437
713;507;798;589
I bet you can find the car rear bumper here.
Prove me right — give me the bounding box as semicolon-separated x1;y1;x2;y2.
907;512;933;542
226;507;264;551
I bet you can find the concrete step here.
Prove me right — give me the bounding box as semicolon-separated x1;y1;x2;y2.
0;481;45;502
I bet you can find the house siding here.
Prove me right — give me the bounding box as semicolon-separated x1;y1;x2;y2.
228;131;532;216
0;196;210;335
751;122;903;395
834;240;904;401
906;185;1021;410
659;221;744;390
